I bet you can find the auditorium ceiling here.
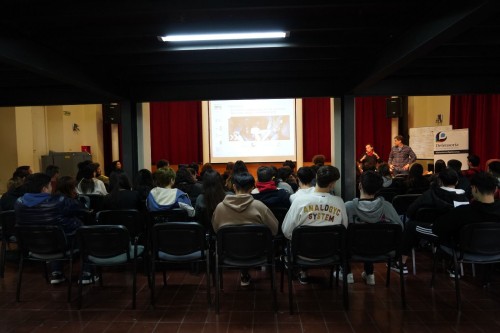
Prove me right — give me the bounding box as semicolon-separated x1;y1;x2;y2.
1;1;500;106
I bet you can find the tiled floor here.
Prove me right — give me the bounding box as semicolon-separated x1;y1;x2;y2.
1;249;500;332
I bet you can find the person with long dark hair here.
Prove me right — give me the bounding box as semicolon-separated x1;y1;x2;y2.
104;172;141;210
195;169;227;231
134;169;154;201
76;163;108;195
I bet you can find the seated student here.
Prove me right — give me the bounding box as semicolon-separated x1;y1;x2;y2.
487;161;500;200
462;154;482;180
281;165;348;284
394;168;469;274
278;165;298;193
14;173;94;284
251;166;291;209
195;169;227;232
290;167;315;203
174;166;203;204
1;167;30;211
447;159;472;199
147;167;195;216
212;171;278;286
76;163;108;195
104;172;141;210
133;169;155;201
344;171;402;285
403;163;430;194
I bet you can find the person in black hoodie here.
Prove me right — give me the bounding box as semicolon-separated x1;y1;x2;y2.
394;168;469;274
251;166;290;209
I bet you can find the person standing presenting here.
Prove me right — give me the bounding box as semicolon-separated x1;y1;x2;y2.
388;135;417;176
358;144;380;172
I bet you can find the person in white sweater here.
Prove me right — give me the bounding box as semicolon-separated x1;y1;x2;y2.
281;165;348;284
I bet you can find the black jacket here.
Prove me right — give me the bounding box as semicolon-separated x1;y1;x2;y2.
252;189;291;209
407;185;469;220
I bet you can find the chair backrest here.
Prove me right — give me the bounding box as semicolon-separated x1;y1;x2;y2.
291;225;345;260
347;223;402;257
77;225;130;259
270;206;289;235
149;208;191;224
392;194;421;215
15;225;68;255
96;209;144;238
459;222;500;255
216;225;273;262
86;194;106;213
0;210;16;241
152;222;206;257
375;189;399;203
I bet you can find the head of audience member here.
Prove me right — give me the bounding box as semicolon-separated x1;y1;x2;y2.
434;159;446;174
470;172;498;202
154;167;176;188
488;161;500;179
378;163;392;178
156;159;170;170
393;135;404;147
55;176;78;199
201;169;226;215
232;171;255;194
447;159;463;174
24;173;52;194
189;162;200;175
94;163;104;177
175;167;195;186
13;166;32;180
78;164;98;194
111;160;122;172
199;163;212;178
408;163;424;179
233;160;248;174
8;166;32;192
283;160;296;171
438;168;459;188
109;172;132;192
296;167;315;187
312;154;326;166
76;160;93;181
135;169;154;187
361;159;377;172
256;166;274;183
45;165;60;181
467;154;480;168
359;170;383;197
316;165;340;190
278;166;293;183
225;162;234;173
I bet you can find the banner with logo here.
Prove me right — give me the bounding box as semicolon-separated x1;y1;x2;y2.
433;129;469;169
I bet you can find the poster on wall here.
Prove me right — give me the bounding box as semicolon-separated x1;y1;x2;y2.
409;125;452;159
433;128;469;169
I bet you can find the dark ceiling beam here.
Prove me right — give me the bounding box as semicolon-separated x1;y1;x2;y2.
0;32;124;101
350;1;500;94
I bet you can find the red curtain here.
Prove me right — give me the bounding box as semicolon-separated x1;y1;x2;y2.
450;95;500;169
302;98;331;162
150;101;203;165
355;97;392;163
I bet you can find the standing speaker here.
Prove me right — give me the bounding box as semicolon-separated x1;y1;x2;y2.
103;103;121;124
386;97;402;118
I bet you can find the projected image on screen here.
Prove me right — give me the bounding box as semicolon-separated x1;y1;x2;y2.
228;116;290;142
209;99;296;163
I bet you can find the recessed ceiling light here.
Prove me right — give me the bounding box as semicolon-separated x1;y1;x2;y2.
160;31;288;42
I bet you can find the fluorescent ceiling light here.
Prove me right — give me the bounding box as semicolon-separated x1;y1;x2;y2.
160;32;288;42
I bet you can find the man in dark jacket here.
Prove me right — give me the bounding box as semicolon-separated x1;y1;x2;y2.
251;166;291;209
394;168;469;274
15;173;84;284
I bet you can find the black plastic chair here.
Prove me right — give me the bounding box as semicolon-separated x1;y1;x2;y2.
76;225;144;309
96;209;145;244
0;210;16;278
432;222;500;310
392;193;421;275
15;225;74;302
412;207;442;277
149;208;193;224
150;222;211;306
347;223;406;308
280;225;347;314
375;188;399;203
215;225;276;313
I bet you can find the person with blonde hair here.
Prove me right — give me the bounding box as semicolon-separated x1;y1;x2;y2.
147;167;194;216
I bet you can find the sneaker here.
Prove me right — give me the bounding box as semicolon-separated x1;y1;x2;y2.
79;272;99;285
389;262;409;275
448;268;461;279
333;270;354;284
240;273;251;286
50;271;66;285
361;271;375;286
298;270;308;285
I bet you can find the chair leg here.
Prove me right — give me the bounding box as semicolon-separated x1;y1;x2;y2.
78;262;84;309
16;257;24;302
431;247;439;288
287;264;294;314
342;262;349;310
132;259;137;309
386;259;391;287
453;251;461;311
67;259;73;303
412;248;417;275
0;241;6;278
215;256;220;314
399;255;406;308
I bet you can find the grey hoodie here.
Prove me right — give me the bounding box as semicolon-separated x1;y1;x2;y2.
345;197;403;229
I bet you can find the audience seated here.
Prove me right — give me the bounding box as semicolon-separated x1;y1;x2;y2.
281;165;347;284
447;159;472;199
403;163;430;194
290;167;315;203
462;154;482;180
147;167;194;216
133;169;155;201
487;161;500;200
1;166;30;211
278;166;298;193
397;168;469;274
195;169;227;232
251;166;291;209
174;166;203;204
212;171;278;286
104;172;141;210
344;171;402;285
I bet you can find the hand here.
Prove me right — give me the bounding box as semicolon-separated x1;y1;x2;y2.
403;164;410;170
389;164;394;171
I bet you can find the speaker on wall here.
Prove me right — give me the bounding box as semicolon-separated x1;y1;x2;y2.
386;97;402;118
103;103;121;124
